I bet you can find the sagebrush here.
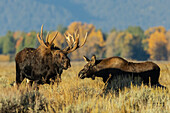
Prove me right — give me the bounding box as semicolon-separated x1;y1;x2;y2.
0;62;169;113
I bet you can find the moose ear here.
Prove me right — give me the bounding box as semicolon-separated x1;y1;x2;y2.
91;55;96;65
83;56;90;63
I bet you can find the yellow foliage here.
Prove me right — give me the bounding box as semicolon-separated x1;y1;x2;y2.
148;31;167;49
165;30;170;52
147;31;168;60
48;31;65;48
66;22;105;60
114;32;134;58
144;26;166;38
66;22;105;47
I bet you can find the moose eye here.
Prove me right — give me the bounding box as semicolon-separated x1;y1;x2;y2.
84;65;90;70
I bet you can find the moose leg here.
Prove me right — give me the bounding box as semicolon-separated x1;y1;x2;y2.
141;70;159;86
150;70;166;89
15;70;25;88
57;69;63;83
53;74;61;86
44;73;56;85
14;63;21;87
102;74;113;94
151;70;160;86
57;74;61;82
32;80;39;90
47;74;61;85
55;69;62;85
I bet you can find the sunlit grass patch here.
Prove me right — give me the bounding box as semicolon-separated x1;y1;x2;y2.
0;61;169;112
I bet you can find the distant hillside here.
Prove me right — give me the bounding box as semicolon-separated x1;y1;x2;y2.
0;0;170;35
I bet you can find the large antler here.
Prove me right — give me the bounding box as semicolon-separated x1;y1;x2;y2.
37;25;58;49
63;29;88;54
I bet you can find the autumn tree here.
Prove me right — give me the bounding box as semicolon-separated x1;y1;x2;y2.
15;31;37;53
65;22;105;60
15;37;24;53
147;31;168;60
13;31;24;40
57;24;67;35
24;31;37;48
143;26;166;51
0;36;5;53
144;26;168;60
144;26;166;37
165;30;170;60
3;31;15;54
126;26;145;39
125;26;148;60
48;31;66;49
114;31;134;59
106;26;148;60
106;31;117;57
106;28;147;60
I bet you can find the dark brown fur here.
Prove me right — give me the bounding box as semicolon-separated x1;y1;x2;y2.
15;25;87;88
15;45;71;87
78;55;163;90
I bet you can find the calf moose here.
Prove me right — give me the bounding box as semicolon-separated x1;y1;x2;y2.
78;55;164;90
15;25;87;88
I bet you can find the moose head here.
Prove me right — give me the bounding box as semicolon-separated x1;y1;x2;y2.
36;25;88;70
78;55;97;80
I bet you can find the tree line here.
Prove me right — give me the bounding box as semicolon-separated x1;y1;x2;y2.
0;22;170;61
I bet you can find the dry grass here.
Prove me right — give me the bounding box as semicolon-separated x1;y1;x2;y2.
0;55;10;62
0;61;169;113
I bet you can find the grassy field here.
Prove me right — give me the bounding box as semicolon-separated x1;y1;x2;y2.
0;61;169;113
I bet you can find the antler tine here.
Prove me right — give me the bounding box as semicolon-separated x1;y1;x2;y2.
65;31;88;54
64;32;75;47
49;32;58;46
45;32;50;43
37;25;58;49
40;25;43;40
68;32;75;44
37;33;42;44
40;25;46;45
74;29;80;40
64;33;70;42
79;32;88;48
37;33;47;48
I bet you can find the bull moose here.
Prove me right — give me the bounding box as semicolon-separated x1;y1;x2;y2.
78;55;164;90
15;25;87;88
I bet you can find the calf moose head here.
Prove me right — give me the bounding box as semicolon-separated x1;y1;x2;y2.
78;55;96;80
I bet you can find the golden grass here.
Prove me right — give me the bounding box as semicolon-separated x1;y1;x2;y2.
0;61;169;112
0;55;10;62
